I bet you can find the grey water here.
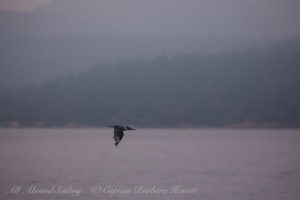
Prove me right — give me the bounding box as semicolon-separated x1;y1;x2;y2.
0;128;300;200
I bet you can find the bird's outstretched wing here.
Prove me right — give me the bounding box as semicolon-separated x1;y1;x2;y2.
125;126;135;130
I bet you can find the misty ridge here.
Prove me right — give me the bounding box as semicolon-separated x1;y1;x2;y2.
1;36;300;128
0;34;253;90
2;0;300;89
1;0;300;128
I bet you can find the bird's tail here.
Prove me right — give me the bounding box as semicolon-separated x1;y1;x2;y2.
114;136;120;146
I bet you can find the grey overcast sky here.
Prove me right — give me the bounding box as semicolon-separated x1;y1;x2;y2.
0;0;300;39
0;0;52;12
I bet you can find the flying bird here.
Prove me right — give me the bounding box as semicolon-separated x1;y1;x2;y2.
108;125;135;146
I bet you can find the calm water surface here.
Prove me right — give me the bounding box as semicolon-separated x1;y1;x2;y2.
0;128;299;200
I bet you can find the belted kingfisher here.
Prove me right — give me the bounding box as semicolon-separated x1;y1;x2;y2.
108;125;135;146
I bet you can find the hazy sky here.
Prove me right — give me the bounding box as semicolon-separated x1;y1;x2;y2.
0;0;300;90
0;0;300;38
0;0;52;12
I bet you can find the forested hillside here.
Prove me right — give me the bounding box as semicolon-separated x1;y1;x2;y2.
1;38;300;127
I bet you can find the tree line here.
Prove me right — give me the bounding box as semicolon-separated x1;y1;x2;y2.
1;37;300;127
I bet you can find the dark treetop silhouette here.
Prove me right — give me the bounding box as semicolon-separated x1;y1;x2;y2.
108;125;135;146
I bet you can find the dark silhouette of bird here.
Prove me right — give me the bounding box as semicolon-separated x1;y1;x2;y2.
108;125;135;146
